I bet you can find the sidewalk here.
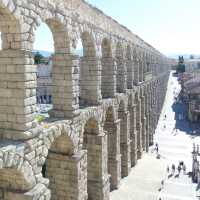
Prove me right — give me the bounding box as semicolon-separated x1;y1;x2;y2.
110;153;167;200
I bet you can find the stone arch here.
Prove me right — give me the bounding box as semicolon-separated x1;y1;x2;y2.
81;31;96;57
116;42;127;93
128;94;137;166
44;18;80;118
83;117;109;200
104;106;121;190
0;151;36;199
80;31;102;105
45;18;70;52
32;16;80;118
101;38;116;98
40;124;87;200
118;100;131;177
126;44;134;89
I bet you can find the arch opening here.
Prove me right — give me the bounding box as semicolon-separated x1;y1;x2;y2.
34;22;54;120
79;31;100;106
33;18;79;119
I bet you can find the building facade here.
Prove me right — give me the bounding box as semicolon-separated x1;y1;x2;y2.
181;75;200;122
37;60;53;104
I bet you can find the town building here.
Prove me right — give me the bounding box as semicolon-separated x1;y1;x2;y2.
36;58;53;104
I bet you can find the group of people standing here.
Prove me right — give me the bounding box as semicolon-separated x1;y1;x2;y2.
167;161;187;177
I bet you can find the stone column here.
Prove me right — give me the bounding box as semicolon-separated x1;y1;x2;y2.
139;60;143;83
133;58;140;86
105;119;121;190
119;111;131;177
129;104;137;167
50;54;80;118
141;93;146;152
80;56;102;105
136;92;142;159
149;84;155;145
84;131;110;200
45;150;87;200
142;61;146;82
0;50;39;140
116;58;127;93
126;59;134;89
145;92;150;151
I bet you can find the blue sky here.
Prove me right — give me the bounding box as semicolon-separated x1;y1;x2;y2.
32;0;200;56
85;0;200;55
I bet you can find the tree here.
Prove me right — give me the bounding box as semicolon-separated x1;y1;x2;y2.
176;56;185;73
190;54;195;59
34;52;44;64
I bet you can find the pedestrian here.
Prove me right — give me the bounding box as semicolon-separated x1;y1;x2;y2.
161;179;164;189
179;161;184;166
172;164;175;175
166;165;169;174
178;165;181;175
183;164;186;174
155;143;159;154
163;124;166;129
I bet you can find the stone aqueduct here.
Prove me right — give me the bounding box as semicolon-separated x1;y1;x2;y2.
0;0;173;199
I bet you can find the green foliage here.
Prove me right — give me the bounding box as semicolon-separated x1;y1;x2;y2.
35;115;45;123
34;52;44;64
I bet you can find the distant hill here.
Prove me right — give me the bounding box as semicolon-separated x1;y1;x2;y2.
33;49;83;57
33;50;53;57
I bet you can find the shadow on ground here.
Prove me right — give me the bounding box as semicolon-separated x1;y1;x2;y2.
172;101;200;138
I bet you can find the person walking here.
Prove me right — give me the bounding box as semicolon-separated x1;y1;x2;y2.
178;165;181;175
166;165;169;174
161;179;164;190
183;164;186;175
172;164;175;175
155;143;159;154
